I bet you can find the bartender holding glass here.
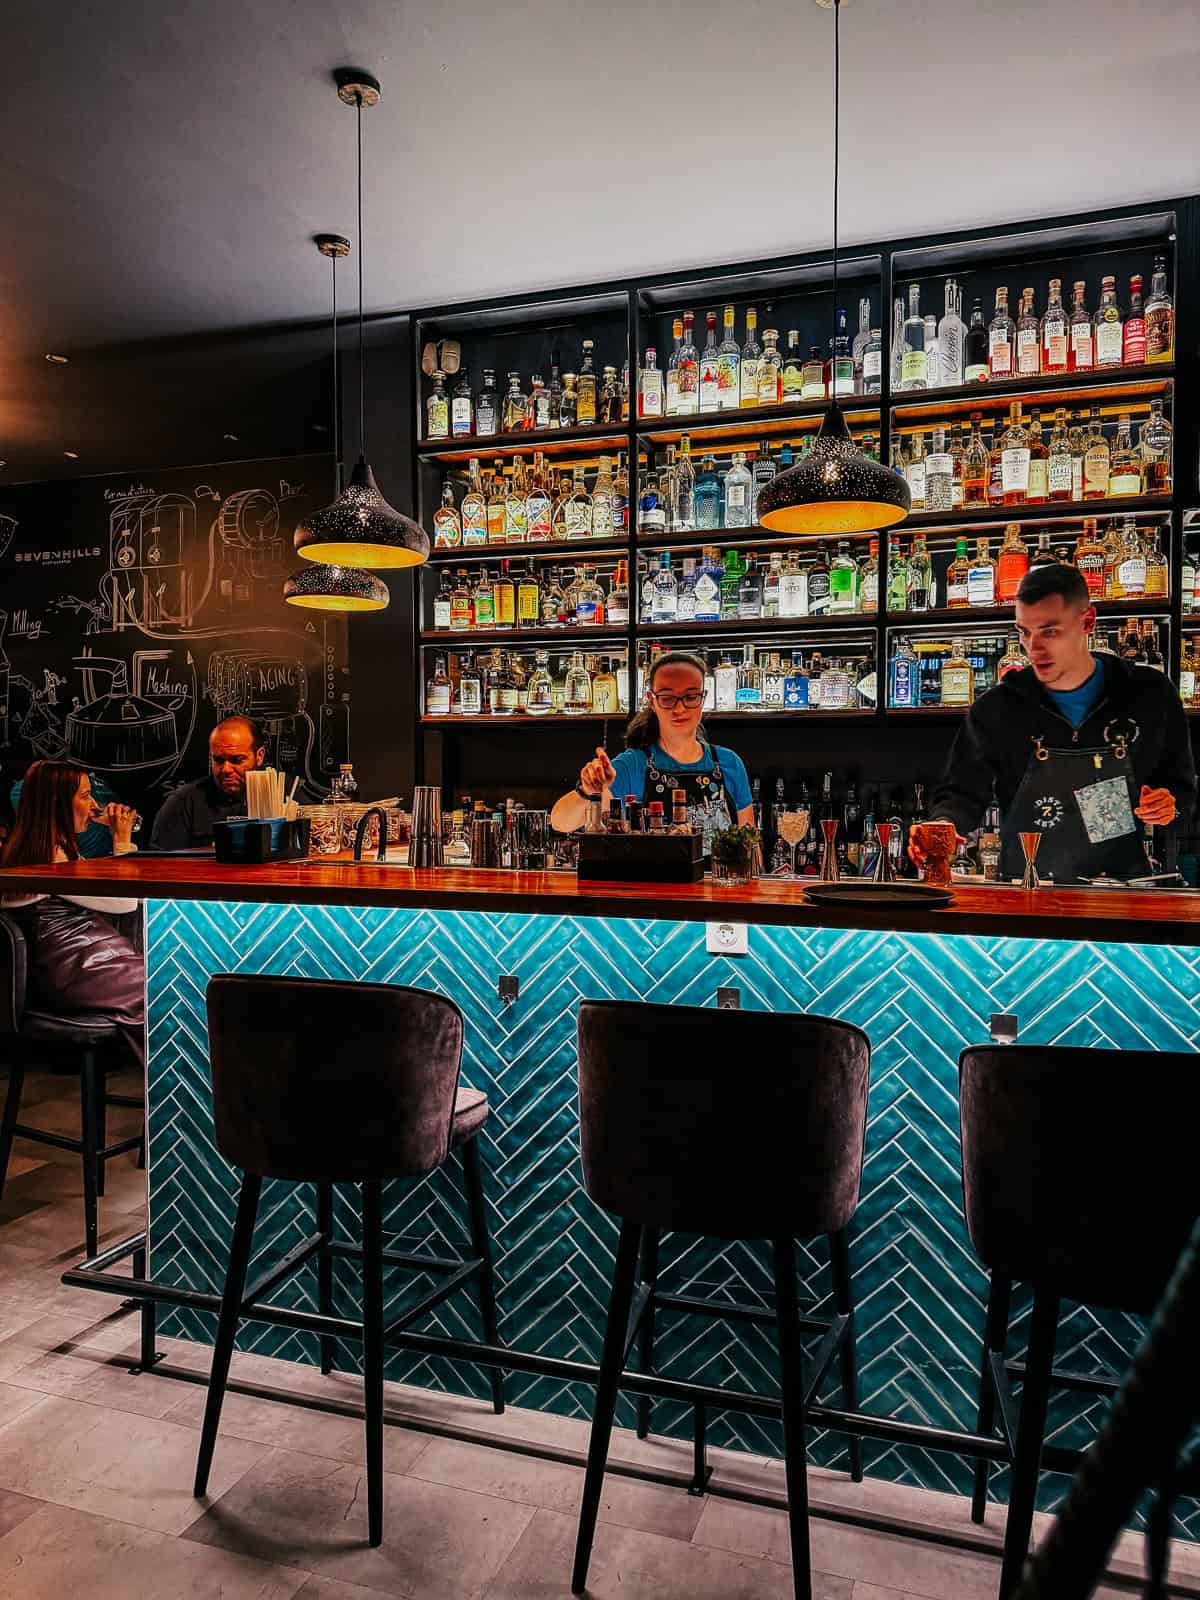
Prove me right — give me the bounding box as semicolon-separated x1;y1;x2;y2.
914;563;1195;883
550;650;755;847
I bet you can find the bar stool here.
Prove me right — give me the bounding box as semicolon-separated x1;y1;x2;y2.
572;999;870;1600
193;973;505;1548
0;909;145;1257
960;1044;1200;1600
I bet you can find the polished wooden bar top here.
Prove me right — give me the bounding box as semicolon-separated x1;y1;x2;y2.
2;853;1199;944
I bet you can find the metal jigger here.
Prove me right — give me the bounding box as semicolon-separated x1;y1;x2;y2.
1019;830;1042;890
873;822;896;883
819;817;840;881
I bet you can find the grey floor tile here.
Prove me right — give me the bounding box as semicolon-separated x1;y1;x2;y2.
184;1443;536;1598
0;1483;41;1540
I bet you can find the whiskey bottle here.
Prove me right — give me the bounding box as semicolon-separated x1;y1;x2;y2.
946;538;970;608
461;459;487;545
1068;411;1088;500
1026;409;1048;504
1093;277;1124;368
1122;275;1147;367
1108;415;1142;497
996;637;1025;681
1115;521;1147;599
1140;400;1173;495
1068;281;1093;371
1082;408;1111;500
1028;528;1055;571
1040;279;1069;374
962;413;989;507
740;308;762;407
940;639;975;706
967;537;997;608
988;287;1015;379
577;342;598;425
1073;520;1106;598
1145;257;1175;364
433;481;462;548
1000;403;1031;506
1143;529;1169;600
716;305;741;410
1047;408;1073;502
1016;287;1040;376
964;298;989;383
426;371;449;439
563;651;593;713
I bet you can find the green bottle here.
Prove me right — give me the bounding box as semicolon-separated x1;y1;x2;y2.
720;548;745;619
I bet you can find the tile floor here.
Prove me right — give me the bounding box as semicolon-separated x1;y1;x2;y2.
0;1064;1194;1599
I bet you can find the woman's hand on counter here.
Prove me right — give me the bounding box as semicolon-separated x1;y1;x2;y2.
1135;786;1177;827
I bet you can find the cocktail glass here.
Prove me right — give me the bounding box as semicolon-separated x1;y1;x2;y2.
776;808;810;877
910;821;958;888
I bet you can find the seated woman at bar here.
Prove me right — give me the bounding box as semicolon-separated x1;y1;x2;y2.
0;761;145;1070
551;649;755;847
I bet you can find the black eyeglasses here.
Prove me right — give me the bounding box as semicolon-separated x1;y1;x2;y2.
649;689;704;710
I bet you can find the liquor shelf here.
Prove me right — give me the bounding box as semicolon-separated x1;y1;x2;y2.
903;493;1171;530
636;523;879;550
419;423;629;461
885;598;1170;625
890;365;1174;423
429;538;626;563
638;613;876;638
638;402;879;449
420;626;629;646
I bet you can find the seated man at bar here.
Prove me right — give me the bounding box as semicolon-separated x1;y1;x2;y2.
915;562;1196;884
150;715;268;851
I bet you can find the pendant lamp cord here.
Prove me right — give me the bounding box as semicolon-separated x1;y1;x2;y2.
831;0;840;366
331;250;342;492
356;92;366;461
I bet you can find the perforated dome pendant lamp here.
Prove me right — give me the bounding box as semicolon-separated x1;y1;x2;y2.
756;0;910;537
293;69;430;570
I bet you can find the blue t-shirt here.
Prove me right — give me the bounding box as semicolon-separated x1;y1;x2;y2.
608;743;753;814
1046;662;1104;729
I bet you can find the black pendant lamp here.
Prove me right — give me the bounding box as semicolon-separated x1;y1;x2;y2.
293;69;429;569
284;235;389;612
757;0;910;536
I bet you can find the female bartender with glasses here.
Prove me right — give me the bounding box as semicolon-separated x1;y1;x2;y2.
550;650;755;845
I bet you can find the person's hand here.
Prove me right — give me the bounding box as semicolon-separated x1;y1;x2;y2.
907;820;965;870
1135;785;1176;827
101;803;137;847
579;747;616;799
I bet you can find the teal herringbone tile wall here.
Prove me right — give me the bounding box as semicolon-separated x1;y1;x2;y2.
145;901;1200;1527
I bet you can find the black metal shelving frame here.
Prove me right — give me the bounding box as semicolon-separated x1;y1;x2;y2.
406;197;1199;772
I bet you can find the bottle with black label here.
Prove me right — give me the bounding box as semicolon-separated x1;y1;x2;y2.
807;544;832;616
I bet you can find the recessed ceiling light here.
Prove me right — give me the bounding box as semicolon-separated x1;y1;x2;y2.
63;450;79;459
45;353;69;364
223;433;239;442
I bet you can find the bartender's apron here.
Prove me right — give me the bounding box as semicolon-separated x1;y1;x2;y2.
644;744;734;851
999;724;1150;882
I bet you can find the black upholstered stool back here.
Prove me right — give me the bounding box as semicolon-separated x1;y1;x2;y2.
960;1044;1200;1313
206;973;464;1184
577;999;870;1241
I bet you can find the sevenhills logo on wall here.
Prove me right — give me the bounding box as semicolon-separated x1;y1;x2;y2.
13;546;102;566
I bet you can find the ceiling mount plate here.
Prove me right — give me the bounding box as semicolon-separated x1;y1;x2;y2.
814;1;850;8
314;233;351;258
333;67;381;107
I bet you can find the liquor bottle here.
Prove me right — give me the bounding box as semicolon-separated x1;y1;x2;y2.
1015;287;1040;376
557;465;587;540
1102;520;1125;598
831;314;855;397
724;451;753;528
821;656;853;711
503;460;529;542
907;534;932;611
828;543;858;614
801;345;825;399
516;561;541;627
433;481;462;548
597;365;619;424
456;651;483;715
782;652;808;709
675;436;696;529
433;570;453;629
758;327;783;404
949;423;966;508
449;569;473;631
719;548;744;619
752;441;777;503
807;544;832;616
762;552;782;618
1000;403;1031;506
563;651;593;713
852;296;872;390
738;555;764;620
1180;640;1199;707
1067;411;1087;500
1116;520;1147;598
938;279;966;387
716;305;740;410
695;454;722;530
946;538;970;608
1026;409;1048;504
1183;532;1197;615
558;373;579;429
713;652;738;709
650;550;678;622
486;469;507;544
1093;276;1124;368
548;355;563;429
967;537;997;607
426;370;449;439
762;652;786;709
859;539;880;612
1123;275;1147;367
698;311;721;413
997;522;1030;602
1067;281;1093;371
1143;529;1168;600
611;451;629;535
1045;407;1072;502
693;546;723;621
664;319;684;416
502;372;530;433
964;298;989;382
426;653;452;715
672;557;695;622
526;456;553;541
904;430;927;509
925;427;953;511
740;307;762;406
524;650;554;716
1108;415;1142;497
477;370;499;436
988;287;1015;379
862;327;883;394
1140;399;1173;495
963;413;989;507
457;459;485;546
996;637;1025;683
1039;279;1069;374
540;567;565;627
451;366;474;436
1082;407;1111;500
530;373;551;431
889;636;919;707
940;639;974;706
638;349;664;418
987;424;1005;506
576;341;598;425
492;561;516;629
900;283;926;390
886;537;907;611
1028;527;1055;572
922;314;940;390
781;330;805;403
592;657;620;714
676;312;699;414
1145;257;1175;364
778;548;808;618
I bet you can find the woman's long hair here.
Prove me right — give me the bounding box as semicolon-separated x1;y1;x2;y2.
624;650;709;751
0;761;87;868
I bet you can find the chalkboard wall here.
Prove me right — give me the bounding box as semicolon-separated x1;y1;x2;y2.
0;452;352;827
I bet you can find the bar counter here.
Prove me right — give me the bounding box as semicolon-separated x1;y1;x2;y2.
5;853;1198;1535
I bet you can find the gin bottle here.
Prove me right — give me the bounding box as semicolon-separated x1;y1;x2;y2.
828;543;858;614
740;307;762;407
861;327;883;395
676;312;699;414
716;305;741;410
907;535;932;611
852;296;872;391
752;442;777;503
651;551;679;622
925;427;953;511
724;451;753;528
738;554;764;620
762;552;782;617
695;454;721;531
676;558;698;621
900;284;926;390
692;546;723;622
698;312;721;413
778;549;808;618
674;436;696;530
889;636;918;708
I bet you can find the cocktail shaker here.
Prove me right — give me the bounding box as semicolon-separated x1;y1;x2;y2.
409;785;445;868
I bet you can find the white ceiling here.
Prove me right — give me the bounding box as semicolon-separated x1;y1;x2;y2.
1;0;1198;464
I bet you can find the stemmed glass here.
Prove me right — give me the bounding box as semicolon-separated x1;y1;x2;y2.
776;808;810;878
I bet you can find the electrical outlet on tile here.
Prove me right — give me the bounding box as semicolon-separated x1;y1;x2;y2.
706;921;749;957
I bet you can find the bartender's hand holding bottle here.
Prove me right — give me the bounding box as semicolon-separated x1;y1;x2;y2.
579;747;616;799
1135;786;1176;827
101;803;137;848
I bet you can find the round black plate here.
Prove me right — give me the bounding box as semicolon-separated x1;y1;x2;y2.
803;882;956;909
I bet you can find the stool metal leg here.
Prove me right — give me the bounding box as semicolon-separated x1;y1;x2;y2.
95;1071;108;1197
972;1272;1012;1524
316;1182;336;1375
636;1224;659;1441
362;1180;385;1548
194;1173;262;1497
572;1216;641;1596
0;1058;26;1205
80;1050;101;1259
829;1227;863;1483
998;1285;1060;1600
773;1236;814;1600
460;1136;505;1415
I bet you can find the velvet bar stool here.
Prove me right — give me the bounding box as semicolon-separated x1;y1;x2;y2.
959;1044;1200;1600
572;999;871;1600
194;974;504;1548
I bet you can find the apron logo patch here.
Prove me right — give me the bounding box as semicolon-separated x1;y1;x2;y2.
1034;796;1065;829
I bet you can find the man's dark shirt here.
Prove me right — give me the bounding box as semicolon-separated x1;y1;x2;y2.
149;777;244;850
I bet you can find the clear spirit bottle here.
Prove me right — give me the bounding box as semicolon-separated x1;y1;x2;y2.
807;544;831;616
574;565;605;625
1093;277;1123;368
504;460;529;542
1016;286;1040;376
853;295;873;390
456;651;482;715
907;535;932;611
426;371;449;439
433;481;462;548
949;423;966;507
526;456;553;541
433;570;453;629
530;373;551;431
527;651;554;716
1067;281;1093;371
716;305;740;410
988;287;1015;379
714;652;738;710
577;341;598;424
740;307;762;407
590;457;615;538
451;366;474;436
784;651;810;709
676;558;698;621
1108;415;1142;496
665;319;683;416
752;441;777;503
925;427;953;511
862;327;883;394
738;554;764;620
693;546;723;621
938;279;966;387
777;549;807;617
1116;520;1147;598
695;454;721;531
886;537;908;612
762;552;782;617
676;312;699;414
564;465;592;539
638;348;664;418
724;451;753;528
820;657;853;710
859;538;879;612
564;651;593;713
698;312;721;413
922;314;940;391
758;328;783;405
736;644;763;710
674;436;696;529
1040;279;1069;374
904;430;927;509
426;655;453;717
900;283;926;390
651;551;679;622
1145;257;1174;364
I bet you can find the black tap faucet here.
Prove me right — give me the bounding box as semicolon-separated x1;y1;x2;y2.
353;807;389;863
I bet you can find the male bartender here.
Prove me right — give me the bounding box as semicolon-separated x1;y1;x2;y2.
150;715;267;850
918;562;1195;883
